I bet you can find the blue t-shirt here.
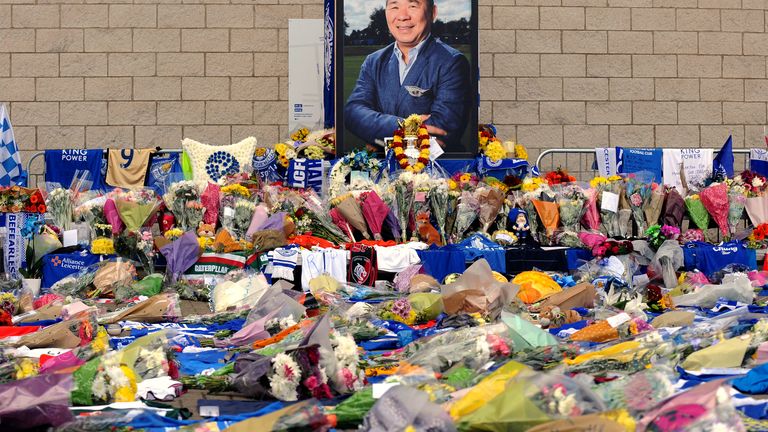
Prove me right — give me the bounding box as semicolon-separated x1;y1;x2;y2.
146;153;182;195
44;150;105;190
683;241;756;277
416;244;466;283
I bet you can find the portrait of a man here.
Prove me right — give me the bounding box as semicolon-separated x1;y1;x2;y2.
341;0;475;153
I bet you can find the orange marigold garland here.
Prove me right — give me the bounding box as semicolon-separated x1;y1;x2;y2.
391;117;430;173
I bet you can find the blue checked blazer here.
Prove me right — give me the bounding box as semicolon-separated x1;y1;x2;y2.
344;35;471;149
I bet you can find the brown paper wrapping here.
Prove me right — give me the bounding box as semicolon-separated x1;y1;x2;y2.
13;312;96;349
441;259;518;320
91;261;136;298
539;283;596;311
101;293;180;325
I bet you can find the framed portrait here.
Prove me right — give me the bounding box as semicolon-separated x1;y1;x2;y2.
329;0;479;158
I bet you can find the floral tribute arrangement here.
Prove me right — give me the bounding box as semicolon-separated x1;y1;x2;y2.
6;128;768;432
391;114;431;173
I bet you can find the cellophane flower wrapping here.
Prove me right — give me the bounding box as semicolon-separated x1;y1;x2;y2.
429;179;449;243
644;186;665;228
728;187;747;235
332;194;370;240
164;180;200;231
700;182;730;237
394;172;415;242
453;191;479;242
581;188;601;231
532;199;560;244
556;183;587;233
46;187;73;231
0;372;74;428
200;182;220;226
477;186;504;233
598;179;623;237
624;173;652;233
219;183;251;235
685;194;710;233
113;188;162;232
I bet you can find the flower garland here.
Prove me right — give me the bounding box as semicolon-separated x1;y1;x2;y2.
392;115;430;173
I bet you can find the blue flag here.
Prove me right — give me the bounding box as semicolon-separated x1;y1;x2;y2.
713;135;734;178
0;104;26;186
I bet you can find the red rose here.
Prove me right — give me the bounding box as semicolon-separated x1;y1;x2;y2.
611;246;620;254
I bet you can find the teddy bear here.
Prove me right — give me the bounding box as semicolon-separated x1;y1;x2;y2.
197;222;215;239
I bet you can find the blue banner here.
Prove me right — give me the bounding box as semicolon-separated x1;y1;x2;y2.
287;158;323;191
42;251;101;289
622;148;663;183
751;148;768;177
323;0;334;129
4;213;26;279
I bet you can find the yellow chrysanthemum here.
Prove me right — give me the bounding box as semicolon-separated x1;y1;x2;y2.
290;127;309;142
91;238;115;255
114;365;137;402
514;143;528;160
91;327;109;354
15;358;38;380
304;145;324;160
448;179;458;190
274;143;288;155
485;141;505;162
589;176;610;189
164;228;184;240
221;184;250;197
198;236;213;250
608;174;623;182
521;177;544;192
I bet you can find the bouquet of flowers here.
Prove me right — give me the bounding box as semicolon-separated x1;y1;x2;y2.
741;170;768;226
644;183;665;228
700;182;730;238
646;224;680;251
543;168;576;186
685;193;711;239
231;199;255;239
592;239;634;258
218;184;252;238
46;187;73;230
727;179;747;234
113;188;161;232
596;175;623;237
428;179;449;244
453;191;479;242
476;185;505;233
556;183;586;233
164;181;200;231
581;187;600;231
747;223;768;248
624;173;652;233
0;186;46;213
330;193;370;241
394;172;415;242
410;173;432;221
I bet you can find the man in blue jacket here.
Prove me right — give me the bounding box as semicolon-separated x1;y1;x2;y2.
344;0;471;150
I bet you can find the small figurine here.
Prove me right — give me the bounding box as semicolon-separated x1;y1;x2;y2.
415;211;443;246
509;208;530;242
